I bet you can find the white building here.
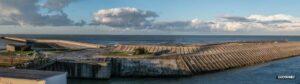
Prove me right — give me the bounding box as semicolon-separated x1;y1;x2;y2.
0;68;67;84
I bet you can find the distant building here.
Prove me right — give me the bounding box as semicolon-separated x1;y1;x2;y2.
0;68;67;84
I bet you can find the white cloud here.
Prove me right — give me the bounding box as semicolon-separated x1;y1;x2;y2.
247;14;293;22
154;14;300;32
1;3;300;34
43;0;78;12
92;7;158;27
92;7;300;33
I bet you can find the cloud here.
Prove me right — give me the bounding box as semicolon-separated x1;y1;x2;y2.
43;0;78;12
1;2;299;34
92;7;158;27
219;16;252;22
0;0;77;26
247;14;293;22
185;14;299;32
92;7;300;32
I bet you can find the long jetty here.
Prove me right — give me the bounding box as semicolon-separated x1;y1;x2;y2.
1;36;105;49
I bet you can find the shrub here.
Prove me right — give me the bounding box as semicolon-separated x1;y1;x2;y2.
154;50;170;56
133;48;149;55
103;51;129;56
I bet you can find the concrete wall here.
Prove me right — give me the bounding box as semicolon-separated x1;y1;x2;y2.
41;62;111;79
6;44;15;52
112;58;189;77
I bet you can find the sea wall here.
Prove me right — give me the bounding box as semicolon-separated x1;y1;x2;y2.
112;42;300;76
111;58;190;77
10;38;300;79
31;42;300;78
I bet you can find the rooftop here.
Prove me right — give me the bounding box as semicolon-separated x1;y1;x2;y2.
0;68;66;80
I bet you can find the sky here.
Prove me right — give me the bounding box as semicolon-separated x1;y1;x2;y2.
0;0;300;35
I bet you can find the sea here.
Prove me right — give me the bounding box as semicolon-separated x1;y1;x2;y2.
1;35;300;84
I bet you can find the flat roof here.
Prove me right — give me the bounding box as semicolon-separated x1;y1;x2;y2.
0;68;66;80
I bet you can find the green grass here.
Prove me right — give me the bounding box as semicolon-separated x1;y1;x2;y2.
0;63;12;67
0;58;31;67
0;51;35;56
101;51;154;58
103;51;131;56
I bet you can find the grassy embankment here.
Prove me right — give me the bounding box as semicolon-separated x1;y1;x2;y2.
103;51;131;56
0;51;35;67
102;48;153;58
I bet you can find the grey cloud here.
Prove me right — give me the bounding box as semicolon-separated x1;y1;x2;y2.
43;0;78;12
220;16;252;22
257;20;291;24
75;20;86;26
220;15;292;24
151;21;190;29
0;0;77;26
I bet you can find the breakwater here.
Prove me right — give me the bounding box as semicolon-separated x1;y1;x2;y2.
33;42;300;79
110;42;300;76
4;36;300;79
1;37;105;49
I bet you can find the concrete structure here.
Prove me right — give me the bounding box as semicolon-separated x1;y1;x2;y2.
6;44;31;52
112;42;300;76
4;37;300;79
0;68;67;84
45;61;111;79
32;42;300;78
